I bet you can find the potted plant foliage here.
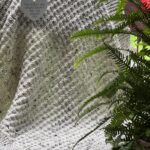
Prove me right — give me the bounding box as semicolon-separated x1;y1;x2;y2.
71;0;150;149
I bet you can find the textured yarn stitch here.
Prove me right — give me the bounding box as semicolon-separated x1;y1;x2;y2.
0;0;129;149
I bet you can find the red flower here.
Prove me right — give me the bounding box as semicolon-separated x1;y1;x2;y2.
141;0;150;11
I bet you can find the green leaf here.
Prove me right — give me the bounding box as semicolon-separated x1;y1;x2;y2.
78;74;125;113
97;70;118;83
145;129;150;137
143;27;150;35
120;141;134;150
71;28;137;41
71;29;106;39
73;45;107;69
92;11;143;26
116;0;126;15
72;116;110;150
78;101;111;122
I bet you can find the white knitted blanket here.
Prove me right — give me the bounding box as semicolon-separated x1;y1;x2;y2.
0;0;128;149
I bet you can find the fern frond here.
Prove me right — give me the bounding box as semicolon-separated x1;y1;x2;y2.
116;0;126;15
71;29;107;39
71;28;137;41
104;43;130;70
73;45;107;69
78;101;111;122
92;11;143;26
78;74;125;113
139;48;150;57
72;116;110;150
97;69;118;83
133;27;150;45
